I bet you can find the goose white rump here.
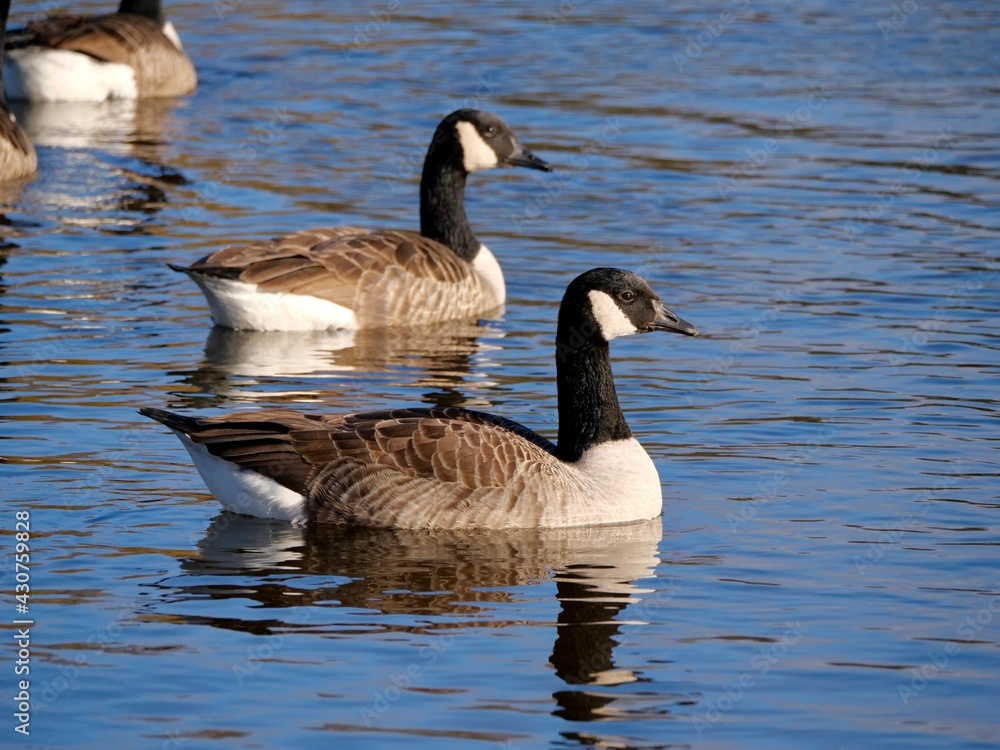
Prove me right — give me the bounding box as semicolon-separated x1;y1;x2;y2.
177;432;308;524
192;274;358;331
4;49;137;102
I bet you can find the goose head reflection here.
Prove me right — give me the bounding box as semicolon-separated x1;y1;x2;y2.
153;515;664;723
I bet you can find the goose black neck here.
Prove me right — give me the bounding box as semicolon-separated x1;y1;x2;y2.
118;0;163;22
554;333;632;462
0;0;8;83
419;136;480;262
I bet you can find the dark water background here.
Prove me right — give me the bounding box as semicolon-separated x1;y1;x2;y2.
2;1;998;748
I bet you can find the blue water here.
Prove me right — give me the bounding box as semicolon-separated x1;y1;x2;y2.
3;1;998;748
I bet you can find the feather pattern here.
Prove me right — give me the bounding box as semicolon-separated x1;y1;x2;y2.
142;406;651;529
182;229;503;328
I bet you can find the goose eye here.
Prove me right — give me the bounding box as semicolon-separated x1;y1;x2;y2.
483;125;497;137
619;290;635;302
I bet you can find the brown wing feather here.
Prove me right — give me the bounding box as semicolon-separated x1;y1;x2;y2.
190;226;370;271
176;410;326;494
305;409;561;527
184;226;369;279
163;407;562;528
21;13;196;97
183;228;500;327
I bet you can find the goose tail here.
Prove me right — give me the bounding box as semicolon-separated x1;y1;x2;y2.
139;407;200;434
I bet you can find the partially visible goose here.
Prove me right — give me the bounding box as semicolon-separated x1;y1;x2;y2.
141;268;699;529
3;0;196;102
169;109;551;331
0;0;35;180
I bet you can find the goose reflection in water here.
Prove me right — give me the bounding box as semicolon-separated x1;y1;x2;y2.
175;316;505;409
150;515;664;724
11;97;188;224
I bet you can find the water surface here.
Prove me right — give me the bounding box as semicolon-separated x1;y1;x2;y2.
2;1;998;748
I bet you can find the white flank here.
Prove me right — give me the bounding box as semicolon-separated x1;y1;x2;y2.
191;275;358;331
174;432;308;523
455;121;499;172
161;21;184;50
4;49;137;102
571;438;662;522
471;244;506;304
587;290;638;340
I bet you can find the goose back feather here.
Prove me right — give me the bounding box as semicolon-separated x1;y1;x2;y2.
180;229;503;329
141;405;655;529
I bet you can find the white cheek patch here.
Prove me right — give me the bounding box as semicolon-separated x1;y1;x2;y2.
455;121;499;172
588;290;639;340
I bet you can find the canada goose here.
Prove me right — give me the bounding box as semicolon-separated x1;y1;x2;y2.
169;109;552;331
141;268;698;529
0;0;35;180
3;0;196;102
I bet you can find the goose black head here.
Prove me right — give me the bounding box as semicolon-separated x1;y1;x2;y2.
429;109;552;174
560;268;698;344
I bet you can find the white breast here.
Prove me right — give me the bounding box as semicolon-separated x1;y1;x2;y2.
191;275;358;331
4;48;138;102
471;244;506;305
175;433;308;524
562;439;663;524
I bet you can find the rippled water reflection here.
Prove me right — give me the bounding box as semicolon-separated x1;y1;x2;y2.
3;1;998;748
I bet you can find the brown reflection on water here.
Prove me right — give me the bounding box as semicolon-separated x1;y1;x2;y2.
175;316;505;409
151;515;664;722
12;97;190;230
13;98;179;156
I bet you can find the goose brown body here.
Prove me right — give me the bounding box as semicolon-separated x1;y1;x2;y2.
142;406;592;528
180;229;503;329
4;1;196;101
